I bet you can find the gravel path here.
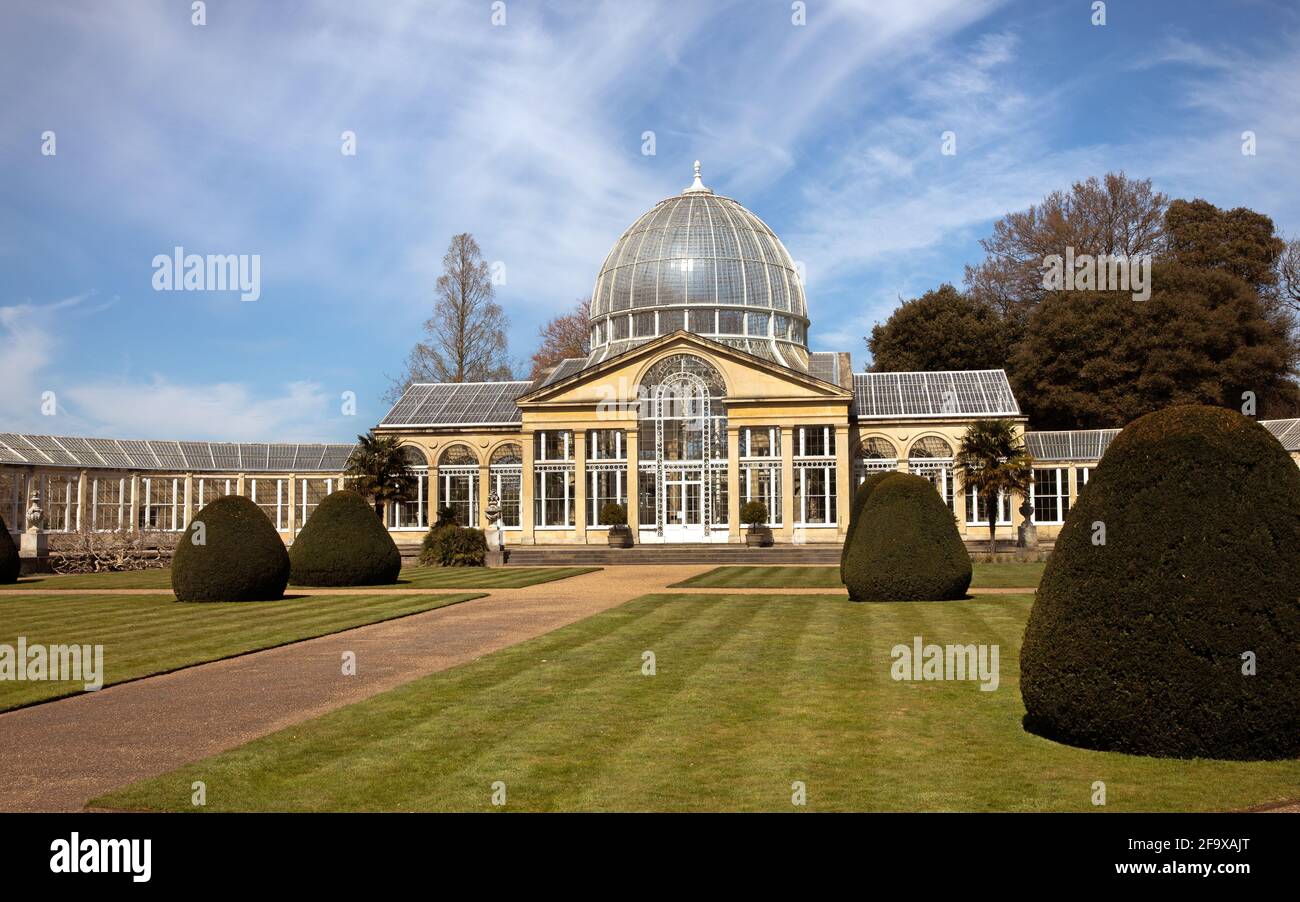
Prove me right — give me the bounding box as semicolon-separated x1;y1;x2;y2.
0;565;712;812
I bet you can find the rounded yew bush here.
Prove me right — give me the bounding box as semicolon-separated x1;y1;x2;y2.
842;471;971;601
840;470;892;583
1021;405;1300;760
172;495;290;602
0;514;19;584
289;490;401;586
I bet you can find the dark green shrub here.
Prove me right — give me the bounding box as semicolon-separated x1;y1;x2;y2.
289;490;401;586
599;502;627;526
171;495;289;602
839;471;893;583
1021;405;1300;760
842;472;971;601
0;514;19;583
418;522;452;566
740;501;768;529
424;524;487;567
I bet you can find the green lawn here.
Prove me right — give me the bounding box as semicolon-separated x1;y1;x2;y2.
97;591;1300;812
0;592;482;711
0;566;598;591
669;562;1045;590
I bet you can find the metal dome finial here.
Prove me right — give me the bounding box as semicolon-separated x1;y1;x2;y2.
683;159;712;194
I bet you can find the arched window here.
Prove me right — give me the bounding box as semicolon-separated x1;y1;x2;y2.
489;443;522;528
636;354;728;537
439;445;478;467
861;436;897;460
437;445;479;527
908;436;953;459
400;445;428;467
855;436;898;486
908;436;954;511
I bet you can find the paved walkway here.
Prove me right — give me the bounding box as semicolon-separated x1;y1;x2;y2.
0;567;1036;812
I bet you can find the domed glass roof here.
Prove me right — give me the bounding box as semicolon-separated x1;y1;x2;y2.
587;163;810;371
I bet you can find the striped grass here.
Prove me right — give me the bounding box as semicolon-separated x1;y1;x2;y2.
0;591;481;710
1;566;598;592
669;562;1045;590
97;592;1300;812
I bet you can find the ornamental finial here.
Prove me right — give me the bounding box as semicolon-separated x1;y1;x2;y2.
683;160;713;194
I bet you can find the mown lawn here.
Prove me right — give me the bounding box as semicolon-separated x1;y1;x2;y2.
97;591;1300;812
669;562;1045;590
0;566;598;591
0;592;482;710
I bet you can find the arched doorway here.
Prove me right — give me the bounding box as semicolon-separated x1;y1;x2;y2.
637;354;728;542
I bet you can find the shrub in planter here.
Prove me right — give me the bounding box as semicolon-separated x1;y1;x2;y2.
171;495;290;602
289;490;401;586
740;500;771;546
841;472;971;602
840;470;892;582
600;502;632;547
424;524;488;567
1021;405;1300;760
0;514;19;584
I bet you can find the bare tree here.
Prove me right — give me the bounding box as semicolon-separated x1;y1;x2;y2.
529;297;591;379
964;172;1168;327
386;233;512;401
1279;237;1300;314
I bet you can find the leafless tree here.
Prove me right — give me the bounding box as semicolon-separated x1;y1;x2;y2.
386;233;512;401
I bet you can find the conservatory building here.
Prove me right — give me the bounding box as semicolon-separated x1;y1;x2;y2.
4;163;1300;551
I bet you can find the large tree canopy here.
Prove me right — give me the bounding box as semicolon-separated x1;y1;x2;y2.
964;172;1167;329
867;284;1009;372
1010;263;1300;428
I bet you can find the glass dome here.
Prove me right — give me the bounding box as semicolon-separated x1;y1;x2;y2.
587;162;811;371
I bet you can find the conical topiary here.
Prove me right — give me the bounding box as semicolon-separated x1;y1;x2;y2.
172;495;290;602
839;470;892;584
289;490;402;586
1021;405;1300;760
0;513;19;584
842;472;971;601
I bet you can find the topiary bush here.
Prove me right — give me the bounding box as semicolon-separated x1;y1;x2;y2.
740;500;768;530
0;514;19;584
171;495;290;602
840;470;892;583
842;472;971;601
424;524;487;567
288;490;401;586
1021;405;1300;760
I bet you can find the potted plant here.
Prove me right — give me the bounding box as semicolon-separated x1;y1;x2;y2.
600;502;633;548
741;501;773;547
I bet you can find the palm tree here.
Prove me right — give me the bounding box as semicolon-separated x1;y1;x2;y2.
955;419;1034;556
344;433;417;520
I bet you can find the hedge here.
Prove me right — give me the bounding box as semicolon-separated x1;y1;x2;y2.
1020;405;1300;760
171;495;290;602
0;514;18;583
289;490;401;586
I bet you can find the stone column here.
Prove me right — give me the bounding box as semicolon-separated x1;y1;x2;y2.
478;458;491;531
953;466;968;536
285;473;296;536
128;473;140;533
834;425;851;537
726;426;741;542
625;428;639;538
780;426;795;540
76;469;88;531
520;432;536;544
184;473;194;530
573;430;587;542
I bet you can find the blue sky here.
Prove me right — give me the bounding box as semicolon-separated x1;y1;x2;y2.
3;0;1299;441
